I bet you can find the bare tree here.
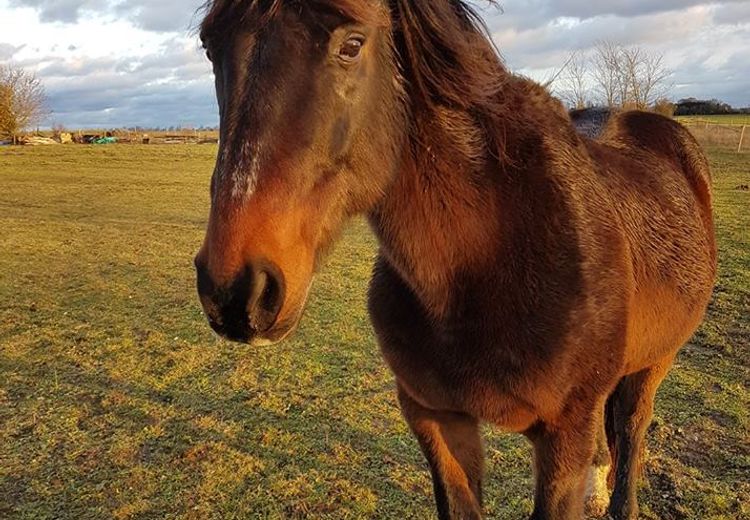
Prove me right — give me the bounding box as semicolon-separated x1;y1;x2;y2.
590;41;672;110
636;52;672;109
0;64;49;143
558;50;591;109
591;41;623;108
0;82;13;140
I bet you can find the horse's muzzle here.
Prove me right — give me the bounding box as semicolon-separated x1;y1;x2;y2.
194;257;286;344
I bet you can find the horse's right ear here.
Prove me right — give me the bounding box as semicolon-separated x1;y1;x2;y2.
388;0;503;112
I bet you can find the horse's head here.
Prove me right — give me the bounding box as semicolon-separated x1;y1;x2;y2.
195;0;498;344
194;0;406;345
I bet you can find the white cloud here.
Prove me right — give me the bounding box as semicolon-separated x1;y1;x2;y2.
0;0;212;127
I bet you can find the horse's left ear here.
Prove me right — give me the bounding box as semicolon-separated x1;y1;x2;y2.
388;0;501;111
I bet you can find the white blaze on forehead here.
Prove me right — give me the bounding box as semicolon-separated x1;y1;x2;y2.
218;139;261;200
244;140;262;199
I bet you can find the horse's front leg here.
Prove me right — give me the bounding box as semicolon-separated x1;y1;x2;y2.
585;414;612;518
527;403;601;520
397;384;484;520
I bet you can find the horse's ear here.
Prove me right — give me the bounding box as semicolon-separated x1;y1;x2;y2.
389;0;502;112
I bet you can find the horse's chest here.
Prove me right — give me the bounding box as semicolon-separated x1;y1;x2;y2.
367;258;578;428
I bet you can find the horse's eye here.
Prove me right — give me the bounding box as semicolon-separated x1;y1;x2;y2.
201;39;213;62
338;36;364;63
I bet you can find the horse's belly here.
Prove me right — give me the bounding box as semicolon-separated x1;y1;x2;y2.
382;346;545;433
624;281;711;374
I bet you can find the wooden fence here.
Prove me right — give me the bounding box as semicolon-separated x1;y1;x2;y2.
680;119;748;153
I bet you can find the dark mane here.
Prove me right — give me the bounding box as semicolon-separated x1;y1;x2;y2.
390;1;567;167
390;0;506;114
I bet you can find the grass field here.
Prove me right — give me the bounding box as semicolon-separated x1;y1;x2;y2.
1;145;748;519
676;114;750;126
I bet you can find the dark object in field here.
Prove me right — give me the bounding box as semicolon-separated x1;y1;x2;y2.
74;134;100;144
192;2;717;519
570;107;614;139
735;184;749;191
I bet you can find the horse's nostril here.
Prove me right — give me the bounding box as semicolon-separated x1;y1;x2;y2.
247;262;285;333
260;271;282;314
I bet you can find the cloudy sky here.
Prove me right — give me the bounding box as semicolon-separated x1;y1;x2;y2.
1;0;748;128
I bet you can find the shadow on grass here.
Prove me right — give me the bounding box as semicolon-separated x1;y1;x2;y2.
1;345;434;518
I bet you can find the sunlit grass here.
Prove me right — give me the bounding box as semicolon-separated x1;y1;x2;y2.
0;145;747;518
676;114;750;126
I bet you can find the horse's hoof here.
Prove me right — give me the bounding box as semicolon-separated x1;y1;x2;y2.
586;498;610;518
448;489;483;520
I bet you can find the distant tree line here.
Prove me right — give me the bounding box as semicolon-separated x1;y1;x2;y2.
673;98;750;116
119;125;219;132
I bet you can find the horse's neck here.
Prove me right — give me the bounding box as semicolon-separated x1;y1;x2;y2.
369;121;504;318
368;74;578;319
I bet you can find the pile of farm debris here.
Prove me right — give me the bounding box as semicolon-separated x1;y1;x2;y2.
8;133;74;146
20;136;59;146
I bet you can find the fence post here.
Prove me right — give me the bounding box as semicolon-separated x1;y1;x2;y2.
739;125;747;154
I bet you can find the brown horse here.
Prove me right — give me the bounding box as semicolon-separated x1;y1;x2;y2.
194;1;717;518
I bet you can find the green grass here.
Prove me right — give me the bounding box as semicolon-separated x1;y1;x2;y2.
1;145;748;519
676;114;750;126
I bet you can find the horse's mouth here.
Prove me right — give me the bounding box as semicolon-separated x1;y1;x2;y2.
252;311;304;346
246;322;299;347
206;314;299;346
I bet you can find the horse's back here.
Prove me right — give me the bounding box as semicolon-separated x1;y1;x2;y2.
585;111;717;373
600;111;713;215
